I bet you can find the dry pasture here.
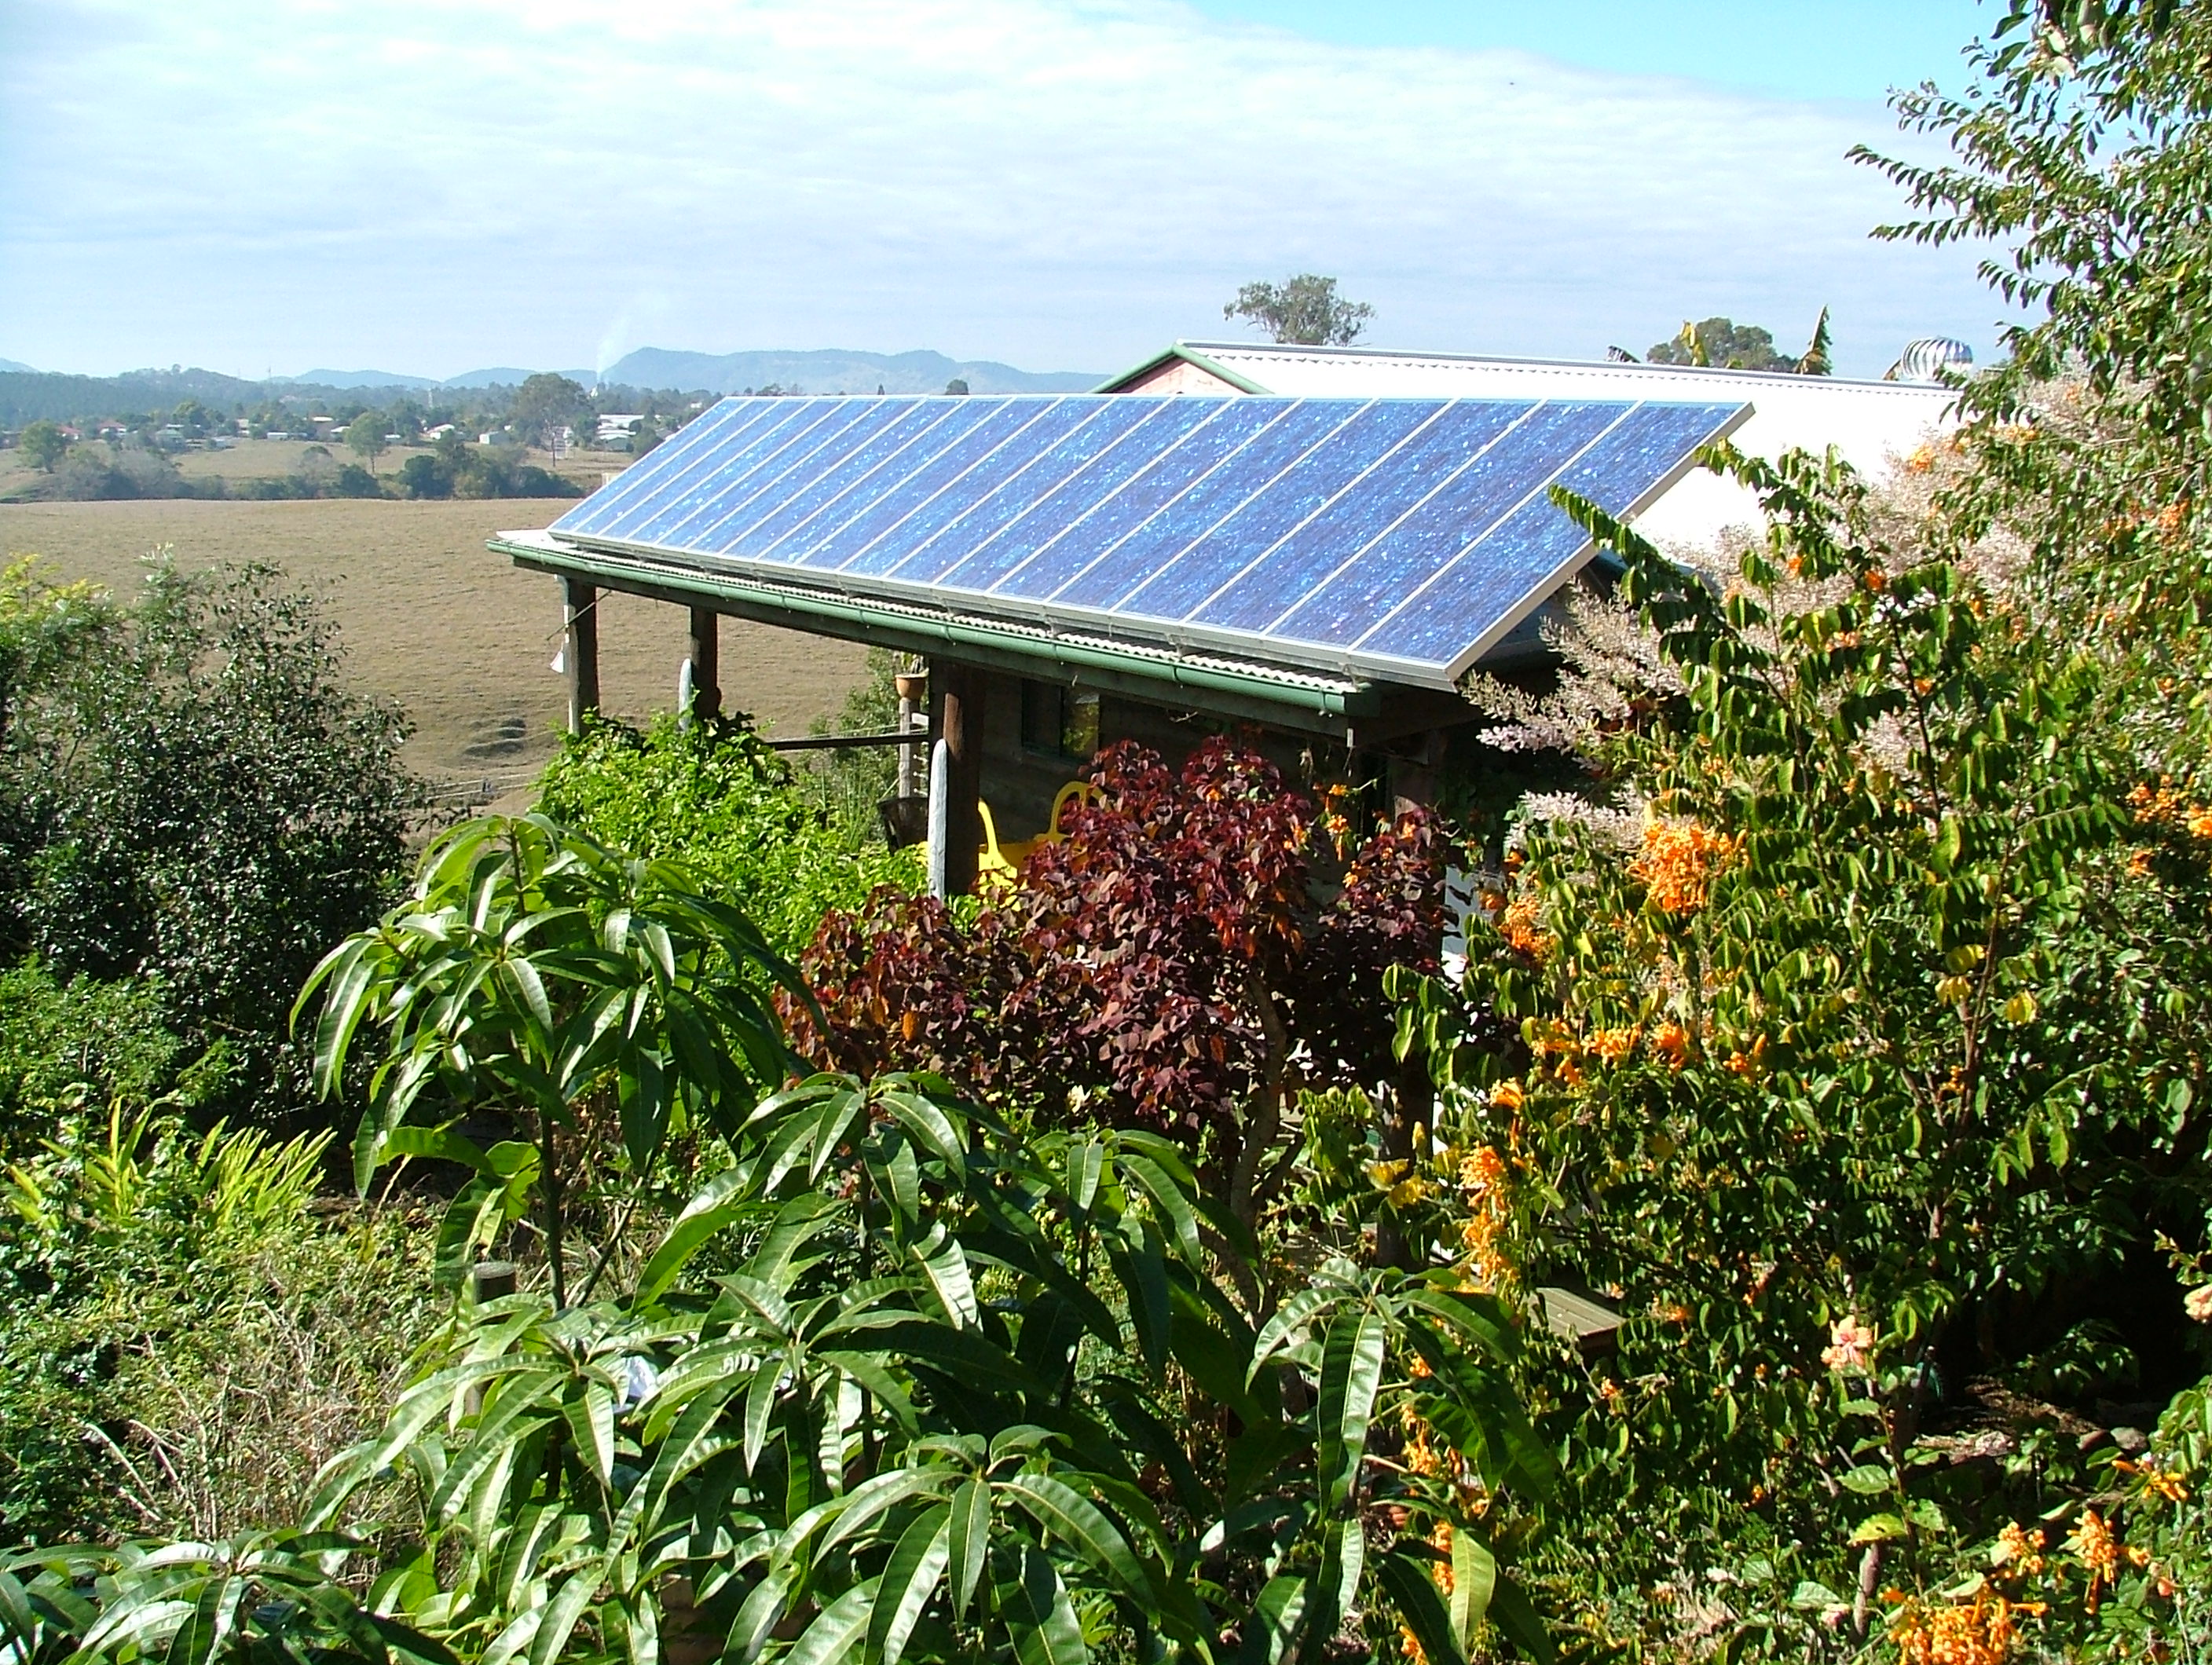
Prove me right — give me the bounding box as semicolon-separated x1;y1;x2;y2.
0;496;870;796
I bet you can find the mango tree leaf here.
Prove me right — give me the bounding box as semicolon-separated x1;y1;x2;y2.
1449;1528;1497;1647
866;1505;950;1665
781;1580;877;1665
998;1548;1088;1665
947;1478;991;1622
1314;1306;1386;1506
998;1473;1151;1601
1374;1550;1466;1665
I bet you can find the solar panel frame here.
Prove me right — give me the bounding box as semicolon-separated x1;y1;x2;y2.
552;392;1749;690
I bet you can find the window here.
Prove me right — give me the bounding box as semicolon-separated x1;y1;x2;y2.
1020;680;1100;761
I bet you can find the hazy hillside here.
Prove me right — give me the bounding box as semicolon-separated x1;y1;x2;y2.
602;346;1099;394
0;367;291;426
0;344;1104;426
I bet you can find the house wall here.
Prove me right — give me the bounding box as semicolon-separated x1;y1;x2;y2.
1111;358;1242;397
970;666;1331;844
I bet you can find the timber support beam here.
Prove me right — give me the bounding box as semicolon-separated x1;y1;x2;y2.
931;660;985;898
563;577;600;734
687;606;721;723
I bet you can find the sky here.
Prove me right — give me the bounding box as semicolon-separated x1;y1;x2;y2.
0;0;2011;384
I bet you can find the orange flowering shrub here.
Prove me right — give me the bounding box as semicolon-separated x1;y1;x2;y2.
1499;888;1554;957
1626;819;1741;915
1886;1591;2030;1665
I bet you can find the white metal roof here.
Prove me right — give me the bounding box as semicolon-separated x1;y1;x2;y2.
1109;340;1960;549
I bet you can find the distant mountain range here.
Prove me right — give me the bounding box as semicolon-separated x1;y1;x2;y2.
0;346;1104;426
283;348;1098;394
282;366;588;391
600;346;1098;395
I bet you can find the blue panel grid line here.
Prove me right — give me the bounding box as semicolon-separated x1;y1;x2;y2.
1029;399;1346;610
593;398;829;543
627;401;851;547
731;399;972;562
1111;400;1428;625
686;400;914;554
1196;401;1522;635
1357;401;1741;670
882;400;1177;587
1266;401;1625;649
804;399;1079;573
969;398;1288;602
747;398;996;565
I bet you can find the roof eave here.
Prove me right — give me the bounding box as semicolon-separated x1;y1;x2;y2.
493;533;1382;732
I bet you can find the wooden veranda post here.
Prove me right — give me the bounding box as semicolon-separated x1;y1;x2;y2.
563;577;599;734
931;661;984;897
687;606;720;723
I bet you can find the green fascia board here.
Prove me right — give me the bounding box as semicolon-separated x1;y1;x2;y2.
494;537;1379;734
1090;342;1274;397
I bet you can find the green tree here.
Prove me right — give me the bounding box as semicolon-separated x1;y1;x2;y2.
1645;315;1792;369
297;813;798;1303
16;421;68;474
1224;273;1375;346
508;372;591;449
0;554;418;1115
342;412;386;469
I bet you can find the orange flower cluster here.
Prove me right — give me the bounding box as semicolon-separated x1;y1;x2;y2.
2127;778;2212;840
1651;1021;1692;1069
1887;1593;2030;1665
2115;1458;2189;1504
1588;1026;1639;1063
1500;890;1553;957
1628;820;1741;916
2067;1509;2122;1608
1724;1036;1770;1077
1993;1523;2045;1577
1399;1401;1484;1509
1457;1142;1514;1288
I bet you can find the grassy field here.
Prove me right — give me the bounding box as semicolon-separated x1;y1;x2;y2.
0;496;870;801
0;436;616;495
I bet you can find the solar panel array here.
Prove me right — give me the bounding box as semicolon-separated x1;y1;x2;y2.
551;393;1745;686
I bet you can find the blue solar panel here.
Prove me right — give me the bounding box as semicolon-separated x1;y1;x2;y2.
548;393;1745;686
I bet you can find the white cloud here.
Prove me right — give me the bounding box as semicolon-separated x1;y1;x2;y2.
0;0;1998;379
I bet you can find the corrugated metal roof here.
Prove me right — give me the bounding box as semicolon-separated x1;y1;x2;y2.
1103;340;1957;550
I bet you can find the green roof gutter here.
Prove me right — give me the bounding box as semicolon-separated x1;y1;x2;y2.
494;537;1379;735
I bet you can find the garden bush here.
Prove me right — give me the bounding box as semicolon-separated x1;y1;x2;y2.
15;810;1547;1665
0;554;419;1121
784;735;1452;1231
0;965;192;1155
0;1106;437;1546
534;712;920;967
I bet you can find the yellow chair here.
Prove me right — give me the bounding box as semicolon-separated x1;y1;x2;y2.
975;781;1101;886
